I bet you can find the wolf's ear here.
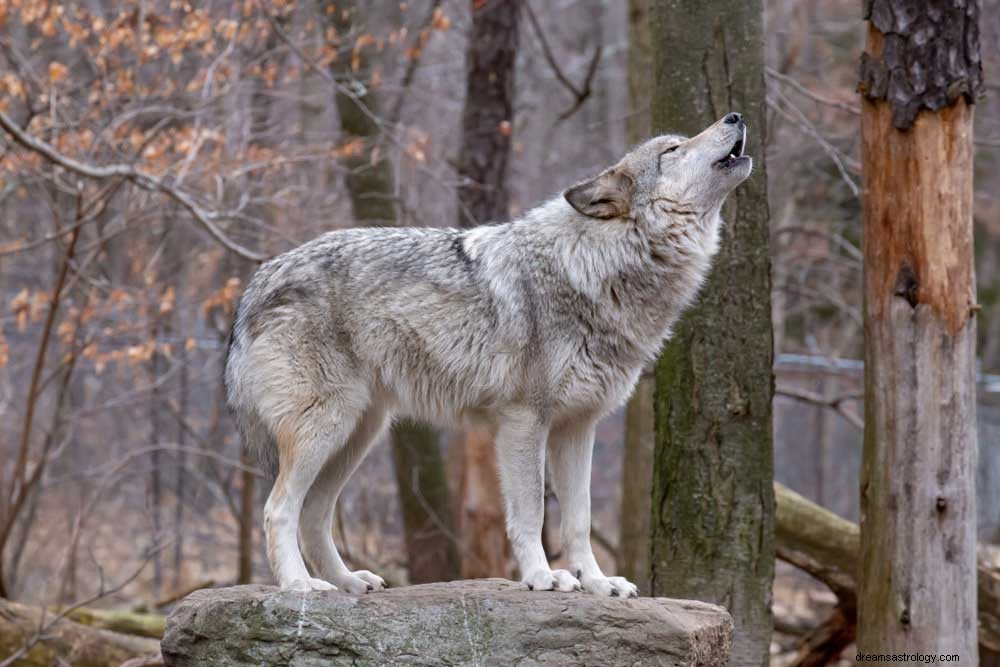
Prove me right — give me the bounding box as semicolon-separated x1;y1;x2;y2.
563;168;635;219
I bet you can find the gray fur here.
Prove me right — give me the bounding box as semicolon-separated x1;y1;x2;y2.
224;114;752;596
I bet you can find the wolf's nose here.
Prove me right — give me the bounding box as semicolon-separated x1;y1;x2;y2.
724;112;743;125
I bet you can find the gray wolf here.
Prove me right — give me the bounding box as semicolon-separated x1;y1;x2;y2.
225;112;752;597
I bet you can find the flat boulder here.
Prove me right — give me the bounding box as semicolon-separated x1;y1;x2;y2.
161;578;732;666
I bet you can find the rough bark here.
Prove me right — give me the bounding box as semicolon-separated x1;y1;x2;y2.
618;0;654;597
450;0;520;578
858;0;982;130
648;2;775;665
161;580;733;666
326;1;459;584
858;3;981;657
0;598;159;667
774;481;1000;656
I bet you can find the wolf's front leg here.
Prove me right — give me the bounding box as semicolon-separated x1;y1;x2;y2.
548;419;638;598
494;408;580;593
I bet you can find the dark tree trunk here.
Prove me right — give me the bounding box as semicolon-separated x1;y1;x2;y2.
450;0;521;580
857;0;982;658
456;0;520;229
327;0;459;584
648;1;775;665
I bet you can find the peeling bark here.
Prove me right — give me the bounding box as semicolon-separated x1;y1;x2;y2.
858;0;983;130
858;2;980;658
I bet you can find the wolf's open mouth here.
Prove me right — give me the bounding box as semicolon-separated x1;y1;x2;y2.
714;126;748;168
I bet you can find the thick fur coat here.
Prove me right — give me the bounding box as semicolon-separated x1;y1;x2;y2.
225;113;752;596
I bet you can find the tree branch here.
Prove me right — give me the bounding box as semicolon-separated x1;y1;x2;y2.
523;2;602;122
775;385;864;431
0;110;266;262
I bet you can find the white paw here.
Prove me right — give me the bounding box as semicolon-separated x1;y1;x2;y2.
522;568;581;592
285;577;338;592
335;570;385;594
580;574;638;598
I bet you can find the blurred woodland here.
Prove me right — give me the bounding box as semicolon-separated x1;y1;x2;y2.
0;0;998;665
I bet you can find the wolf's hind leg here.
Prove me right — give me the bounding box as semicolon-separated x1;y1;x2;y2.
300;400;390;593
548;419;637;598
263;402;362;591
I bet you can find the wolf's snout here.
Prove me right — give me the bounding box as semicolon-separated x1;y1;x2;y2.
723;112;743;125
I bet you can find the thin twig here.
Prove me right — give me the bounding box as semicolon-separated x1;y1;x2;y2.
523;2;602;122
766;67;860;116
776;386;864;431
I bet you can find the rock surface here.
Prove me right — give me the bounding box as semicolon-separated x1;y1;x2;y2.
161;578;732;666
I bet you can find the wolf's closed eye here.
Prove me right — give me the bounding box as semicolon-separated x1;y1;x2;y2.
661;145;679;155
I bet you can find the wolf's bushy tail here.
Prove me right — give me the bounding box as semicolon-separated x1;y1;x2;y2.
225;319;280;480
234;407;279;479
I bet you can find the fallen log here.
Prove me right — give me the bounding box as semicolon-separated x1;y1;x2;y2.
0;597;159;666
775;481;1000;658
54;605;165;639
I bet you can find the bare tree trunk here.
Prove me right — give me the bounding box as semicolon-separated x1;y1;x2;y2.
618;0;654;596
327;0;459;584
449;0;520;579
237;451;256;584
648;1;775;664
857;1;982;658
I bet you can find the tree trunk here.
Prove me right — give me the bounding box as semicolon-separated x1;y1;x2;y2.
449;0;520;579
327;0;459;584
618;0;654;596
857;1;982;657
237;450;256;584
648;2;774;664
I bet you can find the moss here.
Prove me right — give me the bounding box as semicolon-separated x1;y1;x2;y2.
648;2;775;665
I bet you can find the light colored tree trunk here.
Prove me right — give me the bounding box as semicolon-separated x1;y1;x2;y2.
647;1;775;664
857;2;982;657
450;0;521;578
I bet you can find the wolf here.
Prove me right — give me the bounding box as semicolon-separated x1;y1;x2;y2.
225;112;752;597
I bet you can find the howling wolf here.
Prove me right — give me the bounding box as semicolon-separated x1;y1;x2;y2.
225;112;752;597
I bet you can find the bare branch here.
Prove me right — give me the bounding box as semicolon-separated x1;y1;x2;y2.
523;2;602;122
766;67;860;116
775;385;864;431
0;110;266;262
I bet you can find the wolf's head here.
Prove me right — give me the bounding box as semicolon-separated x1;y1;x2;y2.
564;113;752;222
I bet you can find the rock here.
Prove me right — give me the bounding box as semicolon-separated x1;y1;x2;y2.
161;578;732;666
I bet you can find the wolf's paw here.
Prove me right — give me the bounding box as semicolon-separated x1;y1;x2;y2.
285;577;338;592
580;574;638;598
335;570;385;594
522;568;581;593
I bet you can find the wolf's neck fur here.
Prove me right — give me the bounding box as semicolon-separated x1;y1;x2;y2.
471;196;725;370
